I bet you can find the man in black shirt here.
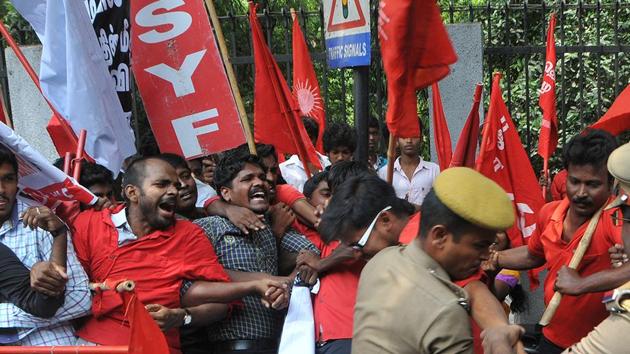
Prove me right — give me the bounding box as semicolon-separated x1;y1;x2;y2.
0;241;64;318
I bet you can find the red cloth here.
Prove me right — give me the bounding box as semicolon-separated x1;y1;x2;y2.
71;206;230;353
591;84;630;135
431;83;452;171
450;84;483;168
527;198;621;348
476;73;545;248
122;291;170;354
550;169;567;201
537;14;559;166
275;184;306;207
46;113;80;158
378;0;456;138
203;195;221;209
250;3;321;171
292;16;326;153
302;227;366;342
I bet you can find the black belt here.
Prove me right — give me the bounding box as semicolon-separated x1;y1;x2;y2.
213;339;278;351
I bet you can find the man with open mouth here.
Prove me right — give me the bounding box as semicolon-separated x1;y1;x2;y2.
195;153;320;354
67;156;288;354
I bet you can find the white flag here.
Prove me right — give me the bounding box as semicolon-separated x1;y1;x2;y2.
279;285;316;354
11;0;136;176
0;123;96;208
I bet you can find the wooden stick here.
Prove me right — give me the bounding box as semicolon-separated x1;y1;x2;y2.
72;130;87;181
542;158;549;199
204;0;257;156
89;280;136;293
539;206;604;326
386;134;396;184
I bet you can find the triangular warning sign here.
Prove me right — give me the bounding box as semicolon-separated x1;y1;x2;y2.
327;0;367;32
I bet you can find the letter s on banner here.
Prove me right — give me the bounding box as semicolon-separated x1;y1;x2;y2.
135;0;192;44
131;0;245;159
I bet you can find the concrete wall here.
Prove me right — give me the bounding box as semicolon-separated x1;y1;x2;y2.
428;23;484;163
5;45;58;163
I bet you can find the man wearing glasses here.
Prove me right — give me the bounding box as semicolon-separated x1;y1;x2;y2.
319;169;525;354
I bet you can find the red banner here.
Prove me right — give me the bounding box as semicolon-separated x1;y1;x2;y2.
476;73;545;248
131;0;245;158
537;14;558;166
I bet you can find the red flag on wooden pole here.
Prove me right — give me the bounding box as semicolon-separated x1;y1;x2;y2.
250;2;321;175
431;83;452;170
591;84;630;135
292;11;326;153
476;73;545;249
450;84;483;168
537;13;558;196
378;0;457;139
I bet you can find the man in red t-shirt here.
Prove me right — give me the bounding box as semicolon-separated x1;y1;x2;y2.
70;157;287;353
495;129;622;353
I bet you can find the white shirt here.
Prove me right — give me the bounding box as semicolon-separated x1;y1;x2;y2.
279;153;331;192
378;157;439;205
195;178;218;208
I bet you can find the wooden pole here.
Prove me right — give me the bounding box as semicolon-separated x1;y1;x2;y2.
539;206;604;326
386;134;396;184
204;0;257;156
73;130;87;181
542;158;549;199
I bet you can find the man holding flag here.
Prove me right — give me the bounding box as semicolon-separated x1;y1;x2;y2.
0;145;91;346
491;130;622;353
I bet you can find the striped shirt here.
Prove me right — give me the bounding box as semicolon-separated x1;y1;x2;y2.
194;215;318;341
0;200;91;345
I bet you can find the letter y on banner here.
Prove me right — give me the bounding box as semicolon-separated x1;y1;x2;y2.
131;0;245;158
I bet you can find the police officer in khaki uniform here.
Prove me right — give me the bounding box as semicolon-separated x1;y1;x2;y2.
319;167;522;354
564;141;630;354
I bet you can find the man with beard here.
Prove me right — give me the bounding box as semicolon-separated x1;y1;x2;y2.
492;129;621;353
377;134;439;206
69;156;287;353
194;153;319;354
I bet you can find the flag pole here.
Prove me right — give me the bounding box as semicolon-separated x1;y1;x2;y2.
542;158;549;199
386;134;396;184
203;0;257;156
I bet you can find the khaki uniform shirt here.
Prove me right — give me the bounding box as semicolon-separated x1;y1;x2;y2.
352;243;473;354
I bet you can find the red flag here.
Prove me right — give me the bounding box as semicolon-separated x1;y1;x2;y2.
250;2;321;173
46;113;80;157
292;14;326;153
591;84;630;135
121;291;169;354
450;84;483;168
537;14;558;174
378;0;457;138
431;83;452;170
476;73;545;248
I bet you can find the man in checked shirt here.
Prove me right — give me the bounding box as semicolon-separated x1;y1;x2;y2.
0;145;91;346
193;152;320;354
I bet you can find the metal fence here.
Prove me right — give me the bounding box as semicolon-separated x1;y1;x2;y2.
2;1;630;166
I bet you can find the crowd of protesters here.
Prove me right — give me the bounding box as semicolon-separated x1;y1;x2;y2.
0;115;628;354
